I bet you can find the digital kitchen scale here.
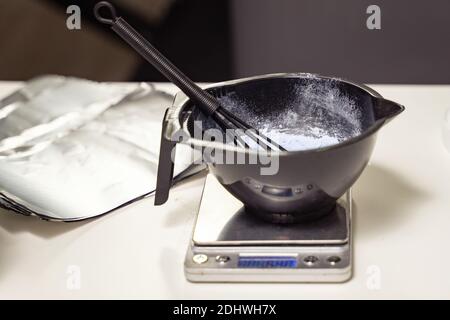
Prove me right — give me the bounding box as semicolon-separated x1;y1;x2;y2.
185;174;352;283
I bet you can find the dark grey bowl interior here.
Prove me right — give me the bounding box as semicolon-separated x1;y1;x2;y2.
182;76;378;152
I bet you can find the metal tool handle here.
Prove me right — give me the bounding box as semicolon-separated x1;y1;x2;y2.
94;1;220;117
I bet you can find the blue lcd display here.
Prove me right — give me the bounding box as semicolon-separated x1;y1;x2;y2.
238;256;298;268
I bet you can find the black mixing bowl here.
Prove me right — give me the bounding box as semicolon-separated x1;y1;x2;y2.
155;73;404;223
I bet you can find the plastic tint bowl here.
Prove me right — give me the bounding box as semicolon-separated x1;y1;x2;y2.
156;73;405;223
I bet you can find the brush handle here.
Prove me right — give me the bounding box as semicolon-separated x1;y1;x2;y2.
94;1;220;116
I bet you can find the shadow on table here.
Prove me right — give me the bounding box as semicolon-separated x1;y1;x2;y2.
0;209;91;239
0;209;94;279
352;164;430;239
162;171;207;228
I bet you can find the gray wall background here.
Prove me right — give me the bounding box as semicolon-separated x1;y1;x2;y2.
231;0;450;84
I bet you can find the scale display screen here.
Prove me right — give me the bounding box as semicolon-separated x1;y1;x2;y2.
238;256;298;268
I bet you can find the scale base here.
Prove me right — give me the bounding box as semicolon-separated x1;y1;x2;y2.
185;245;351;283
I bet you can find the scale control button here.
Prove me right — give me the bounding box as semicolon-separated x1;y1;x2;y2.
303;256;319;266
193;254;208;264
327;256;341;265
216;255;231;263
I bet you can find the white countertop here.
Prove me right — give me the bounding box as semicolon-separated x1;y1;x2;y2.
1;81;450;299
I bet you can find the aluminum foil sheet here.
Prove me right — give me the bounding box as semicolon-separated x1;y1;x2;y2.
0;75;202;221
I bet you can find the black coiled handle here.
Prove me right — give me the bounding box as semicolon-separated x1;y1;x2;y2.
94;1;220;116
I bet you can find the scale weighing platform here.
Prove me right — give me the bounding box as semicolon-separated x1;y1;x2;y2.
185;175;352;283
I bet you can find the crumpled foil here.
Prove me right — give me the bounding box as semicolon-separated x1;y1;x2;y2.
0;75;201;221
